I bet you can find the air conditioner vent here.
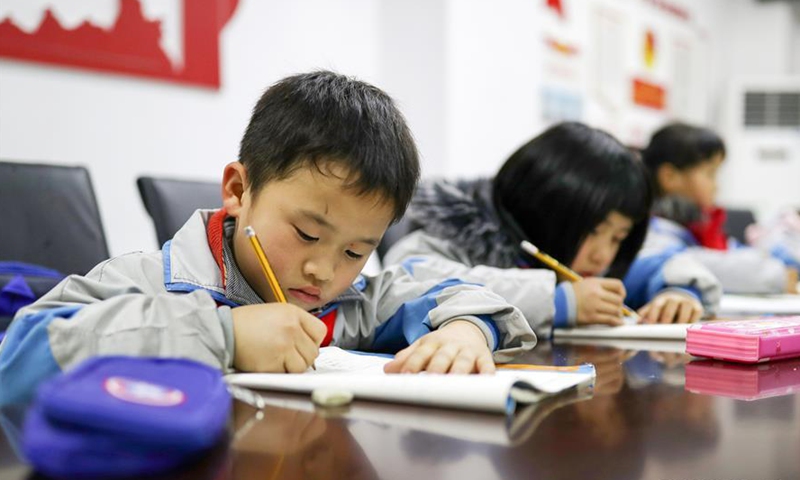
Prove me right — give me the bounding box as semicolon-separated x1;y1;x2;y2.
744;91;800;127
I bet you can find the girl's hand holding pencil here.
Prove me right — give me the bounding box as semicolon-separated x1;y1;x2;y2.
520;241;639;326
571;278;629;326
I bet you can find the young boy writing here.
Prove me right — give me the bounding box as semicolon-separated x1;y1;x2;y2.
0;71;536;405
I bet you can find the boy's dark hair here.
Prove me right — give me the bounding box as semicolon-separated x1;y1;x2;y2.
493;122;652;279
239;70;420;221
641;122;726;196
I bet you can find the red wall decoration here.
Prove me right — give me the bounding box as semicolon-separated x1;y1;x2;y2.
0;0;239;89
632;78;666;110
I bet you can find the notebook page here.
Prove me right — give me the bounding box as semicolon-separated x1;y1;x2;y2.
498;364;596;394
227;370;515;412
306;347;390;374
719;294;800;316
552;323;691;340
226;348;595;413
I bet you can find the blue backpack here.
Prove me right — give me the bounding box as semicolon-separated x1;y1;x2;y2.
0;262;64;334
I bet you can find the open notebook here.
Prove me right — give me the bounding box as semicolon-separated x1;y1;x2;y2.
225;347;595;414
718;294;800;316
552;319;692;341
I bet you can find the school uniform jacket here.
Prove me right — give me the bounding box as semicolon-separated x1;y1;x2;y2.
645;216;788;294
383;179;722;335
0;209;536;406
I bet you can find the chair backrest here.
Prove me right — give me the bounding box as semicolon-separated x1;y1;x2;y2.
0;161;110;275
724;208;757;244
137;176;222;246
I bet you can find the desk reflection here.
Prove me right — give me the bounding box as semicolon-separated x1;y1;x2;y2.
232;401;378;480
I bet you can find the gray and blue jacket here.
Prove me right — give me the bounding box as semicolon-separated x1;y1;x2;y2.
645;217;790;294
384;179;722;334
0;210;537;406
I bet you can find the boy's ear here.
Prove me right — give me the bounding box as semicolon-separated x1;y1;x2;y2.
657;163;682;194
221;162;248;217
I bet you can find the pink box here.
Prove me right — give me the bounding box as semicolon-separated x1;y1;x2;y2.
685;316;800;363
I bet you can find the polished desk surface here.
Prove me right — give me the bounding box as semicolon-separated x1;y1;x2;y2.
2;341;800;480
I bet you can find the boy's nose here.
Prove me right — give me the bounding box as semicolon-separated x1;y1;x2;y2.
303;258;334;283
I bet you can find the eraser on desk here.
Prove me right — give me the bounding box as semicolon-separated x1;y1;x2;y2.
312;388;354;407
23;356;231;478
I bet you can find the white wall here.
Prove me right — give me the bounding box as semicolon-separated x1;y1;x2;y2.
1;0;797;258
0;0;382;256
712;0;800;220
794;4;800;74
377;0;448;177
440;0;724;176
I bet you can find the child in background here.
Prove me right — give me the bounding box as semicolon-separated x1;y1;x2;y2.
746;208;800;273
0;71;537;406
642;122;797;294
384;122;721;337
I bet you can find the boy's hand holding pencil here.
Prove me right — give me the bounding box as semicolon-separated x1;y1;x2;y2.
231;303;326;373
228;227;325;374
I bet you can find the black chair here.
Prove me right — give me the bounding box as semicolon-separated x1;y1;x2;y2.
0;161;110;329
137;176;222;246
724;208;757;244
0;161;110;276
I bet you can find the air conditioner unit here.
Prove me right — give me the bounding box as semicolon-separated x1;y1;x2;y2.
717;76;800;222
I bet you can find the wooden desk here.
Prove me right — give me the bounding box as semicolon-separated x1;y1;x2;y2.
3;342;800;480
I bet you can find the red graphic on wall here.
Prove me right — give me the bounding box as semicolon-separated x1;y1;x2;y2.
632;78;666;110
546;0;565;18
0;0;238;89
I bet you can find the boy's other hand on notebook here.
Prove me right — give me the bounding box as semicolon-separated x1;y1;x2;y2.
231;303;327;373
638;291;702;324
573;278;626;326
383;320;495;375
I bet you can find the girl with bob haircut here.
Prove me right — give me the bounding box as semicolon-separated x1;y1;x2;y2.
384;122;722;335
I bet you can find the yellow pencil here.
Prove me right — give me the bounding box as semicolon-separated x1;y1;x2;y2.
520;240;638;319
245;226;316;370
245;226;286;303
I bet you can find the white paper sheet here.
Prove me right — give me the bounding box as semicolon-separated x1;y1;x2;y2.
552;323;691;340
719;294;800;316
225;347;595;414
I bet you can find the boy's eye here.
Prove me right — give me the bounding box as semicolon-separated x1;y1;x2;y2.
295;227;318;242
345;250;364;260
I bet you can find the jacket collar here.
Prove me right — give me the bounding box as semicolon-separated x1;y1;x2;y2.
162;210;235;305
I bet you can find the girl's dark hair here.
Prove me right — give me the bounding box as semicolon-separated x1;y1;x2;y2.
238;70;420;222
641;122;726;196
493;122;652;279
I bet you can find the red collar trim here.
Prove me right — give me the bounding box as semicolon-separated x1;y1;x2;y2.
206;209;228;287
